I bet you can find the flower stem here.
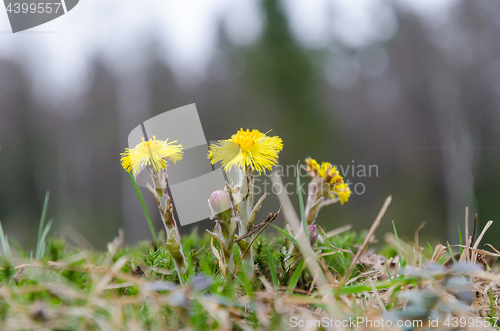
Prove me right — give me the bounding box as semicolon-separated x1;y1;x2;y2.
238;167;255;276
146;168;187;282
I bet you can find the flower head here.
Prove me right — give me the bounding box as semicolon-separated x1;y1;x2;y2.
304;157;351;204
305;158;320;176
120;136;183;176
319;162;343;185
208;129;283;174
333;182;351;205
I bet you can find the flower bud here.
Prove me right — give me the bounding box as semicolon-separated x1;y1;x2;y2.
308;225;318;246
208;190;233;222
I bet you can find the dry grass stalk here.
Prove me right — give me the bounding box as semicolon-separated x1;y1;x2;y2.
345;196;392;280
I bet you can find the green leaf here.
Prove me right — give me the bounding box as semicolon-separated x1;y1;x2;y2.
287;258;305;294
271;225;300;247
296;162;309;241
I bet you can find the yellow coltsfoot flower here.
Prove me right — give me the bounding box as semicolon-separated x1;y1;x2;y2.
305;158;320;176
319;162;343;184
333;182;351;205
208;129;283;174
305;158;342;183
120;136;183;176
304;157;351;204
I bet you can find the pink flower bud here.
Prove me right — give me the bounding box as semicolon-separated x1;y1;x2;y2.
208;190;233;222
308;225;318;246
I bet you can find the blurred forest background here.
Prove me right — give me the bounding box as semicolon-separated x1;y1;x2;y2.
0;0;499;250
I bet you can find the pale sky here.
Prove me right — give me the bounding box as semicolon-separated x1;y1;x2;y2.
0;0;457;98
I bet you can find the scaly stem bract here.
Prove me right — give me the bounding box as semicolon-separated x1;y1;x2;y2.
147;167;187;283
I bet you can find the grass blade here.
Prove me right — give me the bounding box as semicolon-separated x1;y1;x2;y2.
489;286;495;323
0;222;11;261
128;172;157;243
296;162;309;241
336;277;419;296
36;219;53;260
35;192;50;260
447;241;457;265
38;192;50;242
271;224;300;247
287;258;305;294
392;220;404;268
384;257;391;280
266;247;278;286
427;242;433;254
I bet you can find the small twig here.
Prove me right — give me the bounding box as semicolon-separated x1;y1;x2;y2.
453;245;500;257
234;222;267;242
270;173;301;236
414;221;426;250
413;221;426;266
240;207;281;261
307;269;319;296
461;207;470;263
13;267;25;284
485;244;500;256
317;225;354;256
471;213;478;247
367;278;386;313
235;205;275;242
345;196;392;281
472;220;494;262
465;207;469;246
230;208;281;277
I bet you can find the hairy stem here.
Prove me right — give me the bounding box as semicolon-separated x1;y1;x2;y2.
238;168;255;276
147;167;187;283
